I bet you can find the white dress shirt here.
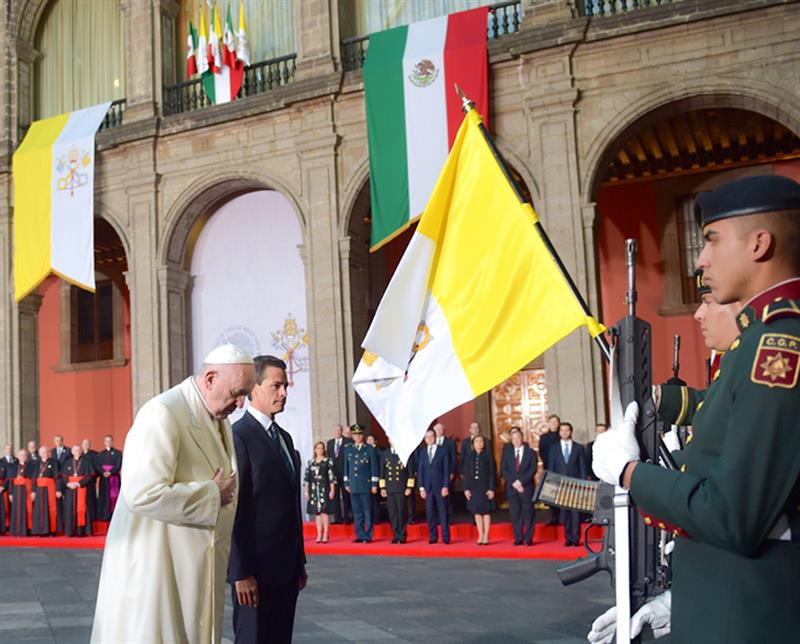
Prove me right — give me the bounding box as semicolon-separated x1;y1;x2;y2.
248;406;293;465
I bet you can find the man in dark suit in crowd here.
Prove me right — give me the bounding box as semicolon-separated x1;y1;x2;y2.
433;422;457;518
326;424;352;524
417;428;452;544
228;355;307;644
538;414;561;524
461;421;493;464
546;422;587;546
50;435;70;471
500;427;538;545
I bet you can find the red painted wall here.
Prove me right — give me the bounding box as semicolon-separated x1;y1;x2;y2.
36;276;133;451
597;182;708;390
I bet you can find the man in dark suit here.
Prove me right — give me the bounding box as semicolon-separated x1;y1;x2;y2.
586;422;607;481
538;414;561;524
228;355;307;644
461;421;493;464
50;435;71;471
417;428;452;544
546;422;587;546
326;424;352;524
50;435;70;532
500;427;537;545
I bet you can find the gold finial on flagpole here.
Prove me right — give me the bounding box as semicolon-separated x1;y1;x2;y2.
455;84;475;114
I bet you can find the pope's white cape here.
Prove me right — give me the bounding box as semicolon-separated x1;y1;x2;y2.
91;377;236;644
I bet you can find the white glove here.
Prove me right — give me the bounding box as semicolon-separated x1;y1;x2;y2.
591;402;640;485
662;425;681;453
587;591;672;643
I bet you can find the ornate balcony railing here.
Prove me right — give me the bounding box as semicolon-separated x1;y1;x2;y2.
99;99;126;132
341;0;523;73
577;0;679;17
162;53;297;117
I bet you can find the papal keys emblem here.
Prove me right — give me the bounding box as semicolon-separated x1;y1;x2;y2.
271;314;309;387
56;146;91;197
409;59;439;88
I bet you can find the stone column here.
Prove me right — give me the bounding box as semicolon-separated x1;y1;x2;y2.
338;234;370;424
297;109;349;442
125;165;165;412
122;0;160;121
293;0;339;79
157;264;192;387
13;293;43;448
522;0;576;28
523;46;604;442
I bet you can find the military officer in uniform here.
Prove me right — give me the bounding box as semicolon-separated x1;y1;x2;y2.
593;175;800;643
379;440;415;544
343;424;378;543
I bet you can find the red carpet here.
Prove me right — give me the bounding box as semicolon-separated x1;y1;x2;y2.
0;522;604;561
303;522;604;560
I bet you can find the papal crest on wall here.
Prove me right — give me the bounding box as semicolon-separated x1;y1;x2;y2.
272;314;310;386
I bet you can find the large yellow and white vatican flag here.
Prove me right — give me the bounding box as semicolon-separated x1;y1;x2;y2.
12;101;111;301
353;109;604;465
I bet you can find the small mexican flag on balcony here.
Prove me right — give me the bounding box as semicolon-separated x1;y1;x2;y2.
186;1;248;104
363;7;489;251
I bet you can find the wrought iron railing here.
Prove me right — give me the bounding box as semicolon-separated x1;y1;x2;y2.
162;53;297;117
577;0;679;17
341;0;523;73
99;98;126;132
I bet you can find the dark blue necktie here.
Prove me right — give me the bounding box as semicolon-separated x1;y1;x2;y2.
269;423;294;474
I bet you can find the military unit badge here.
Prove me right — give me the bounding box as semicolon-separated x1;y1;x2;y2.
750;333;800;388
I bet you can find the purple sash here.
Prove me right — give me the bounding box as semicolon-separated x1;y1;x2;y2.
102;465;120;513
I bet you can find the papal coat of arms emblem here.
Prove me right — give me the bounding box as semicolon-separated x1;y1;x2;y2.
56;146;91;197
272;314;310;386
409;59;439;87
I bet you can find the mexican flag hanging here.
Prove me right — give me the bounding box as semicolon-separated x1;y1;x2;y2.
363;7;489;251
189;2;248;105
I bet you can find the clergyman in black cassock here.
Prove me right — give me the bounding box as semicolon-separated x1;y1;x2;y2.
0;459;10;534
63;446;94;536
32;449;59;536
96;437;122;521
9;450;33;536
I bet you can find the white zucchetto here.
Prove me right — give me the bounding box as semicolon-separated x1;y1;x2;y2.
202;343;254;365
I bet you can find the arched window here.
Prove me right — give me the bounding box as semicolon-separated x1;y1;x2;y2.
34;0;126;119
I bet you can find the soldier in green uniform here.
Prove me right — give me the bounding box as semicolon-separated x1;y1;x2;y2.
593;175;800;643
656;269;740;430
379;440;415;543
343;424;379;543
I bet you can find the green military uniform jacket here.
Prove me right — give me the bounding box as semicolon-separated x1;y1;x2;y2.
658;383;706;427
632;280;800;644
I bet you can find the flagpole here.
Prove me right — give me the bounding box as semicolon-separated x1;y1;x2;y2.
455;86;611;363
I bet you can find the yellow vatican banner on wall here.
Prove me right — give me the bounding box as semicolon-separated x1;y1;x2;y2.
12;101;111;301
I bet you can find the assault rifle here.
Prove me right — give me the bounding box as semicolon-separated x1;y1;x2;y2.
535;239;676;643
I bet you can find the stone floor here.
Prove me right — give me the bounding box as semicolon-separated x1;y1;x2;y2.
0;548;668;643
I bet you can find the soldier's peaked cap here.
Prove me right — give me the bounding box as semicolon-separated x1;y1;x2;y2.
349;423;366;434
694;175;800;228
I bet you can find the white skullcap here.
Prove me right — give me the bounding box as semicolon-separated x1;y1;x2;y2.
202;343;254;365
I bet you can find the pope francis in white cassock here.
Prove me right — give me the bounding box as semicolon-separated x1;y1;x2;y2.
91;344;256;644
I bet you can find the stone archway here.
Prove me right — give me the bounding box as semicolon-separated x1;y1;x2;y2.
585;90;800;389
159;172;308;387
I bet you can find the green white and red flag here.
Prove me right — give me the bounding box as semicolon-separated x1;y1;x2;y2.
363;7;489;250
201;3;245;104
186;20;198;78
